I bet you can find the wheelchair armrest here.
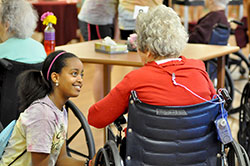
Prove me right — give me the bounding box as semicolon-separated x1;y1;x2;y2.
0;59;13;70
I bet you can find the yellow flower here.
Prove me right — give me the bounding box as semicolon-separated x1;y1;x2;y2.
42;15;57;26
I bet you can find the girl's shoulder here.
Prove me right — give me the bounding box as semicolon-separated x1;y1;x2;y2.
23;96;58;118
20;97;61;127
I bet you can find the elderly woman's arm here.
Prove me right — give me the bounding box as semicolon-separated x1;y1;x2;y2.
88;76;131;128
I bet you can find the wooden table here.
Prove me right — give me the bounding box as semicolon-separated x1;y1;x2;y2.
56;40;239;95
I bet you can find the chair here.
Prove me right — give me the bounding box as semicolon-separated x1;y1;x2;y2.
65;100;96;160
237;72;250;158
0;58;96;161
94;140;123;166
0;59;43;127
206;23;250;113
123;90;249;166
209;23;231;46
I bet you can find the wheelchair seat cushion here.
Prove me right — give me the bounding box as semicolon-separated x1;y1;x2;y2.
126;91;220;166
209;23;230;46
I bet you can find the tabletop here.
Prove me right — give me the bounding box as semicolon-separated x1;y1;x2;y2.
56;40;240;66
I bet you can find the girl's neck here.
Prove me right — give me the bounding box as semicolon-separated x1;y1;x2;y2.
48;93;68;111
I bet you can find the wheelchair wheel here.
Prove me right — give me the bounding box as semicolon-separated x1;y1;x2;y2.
228;51;250;76
104;140;123;166
226;139;250;166
94;140;123;166
205;60;235;110
65;100;96;160
94;148;110;166
237;82;250;156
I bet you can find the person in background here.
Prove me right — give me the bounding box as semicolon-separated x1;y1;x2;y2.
0;0;46;63
118;0;163;40
0;51;94;166
88;5;216;134
78;0;119;102
78;0;119;41
188;0;230;44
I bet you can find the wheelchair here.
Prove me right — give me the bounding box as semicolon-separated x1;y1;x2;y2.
0;58;43;127
206;22;250;113
0;58;96;161
95;90;250;166
237;72;250;159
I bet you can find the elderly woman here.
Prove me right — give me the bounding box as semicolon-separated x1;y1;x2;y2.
88;5;216;127
0;0;46;63
188;0;230;44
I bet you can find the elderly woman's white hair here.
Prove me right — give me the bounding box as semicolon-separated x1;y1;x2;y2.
213;0;229;8
0;0;38;38
136;5;188;58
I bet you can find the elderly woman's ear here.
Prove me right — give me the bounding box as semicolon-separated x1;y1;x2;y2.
138;50;156;64
0;21;10;43
4;22;9;31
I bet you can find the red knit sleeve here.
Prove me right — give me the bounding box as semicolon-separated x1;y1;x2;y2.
88;76;132;128
192;59;217;98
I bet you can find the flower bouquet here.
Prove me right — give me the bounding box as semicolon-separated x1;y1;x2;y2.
40;11;57;26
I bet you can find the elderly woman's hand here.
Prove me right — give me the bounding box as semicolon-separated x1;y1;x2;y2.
87;153;96;166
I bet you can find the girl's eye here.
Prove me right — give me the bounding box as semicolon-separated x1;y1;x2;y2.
72;72;78;77
80;73;84;78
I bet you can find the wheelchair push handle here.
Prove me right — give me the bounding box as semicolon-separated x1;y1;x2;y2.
0;59;13;70
114;114;127;132
218;88;232;106
230;19;244;26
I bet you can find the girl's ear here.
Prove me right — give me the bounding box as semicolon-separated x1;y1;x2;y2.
50;72;59;84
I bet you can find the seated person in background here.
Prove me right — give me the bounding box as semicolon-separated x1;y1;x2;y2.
0;51;94;166
88;5;216;129
188;0;230;44
0;0;46;63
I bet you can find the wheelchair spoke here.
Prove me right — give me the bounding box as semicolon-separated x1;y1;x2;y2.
67;127;82;144
65;100;96;159
67;147;90;158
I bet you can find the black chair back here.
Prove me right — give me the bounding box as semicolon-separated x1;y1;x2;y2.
0;59;43;127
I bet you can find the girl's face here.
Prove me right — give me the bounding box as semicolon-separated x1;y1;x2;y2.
56;57;84;99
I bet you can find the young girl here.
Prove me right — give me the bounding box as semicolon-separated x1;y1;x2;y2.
0;51;92;166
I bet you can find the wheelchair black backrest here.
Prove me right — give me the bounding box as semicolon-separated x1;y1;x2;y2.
125;90;220;166
209;23;230;46
0;59;43;127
